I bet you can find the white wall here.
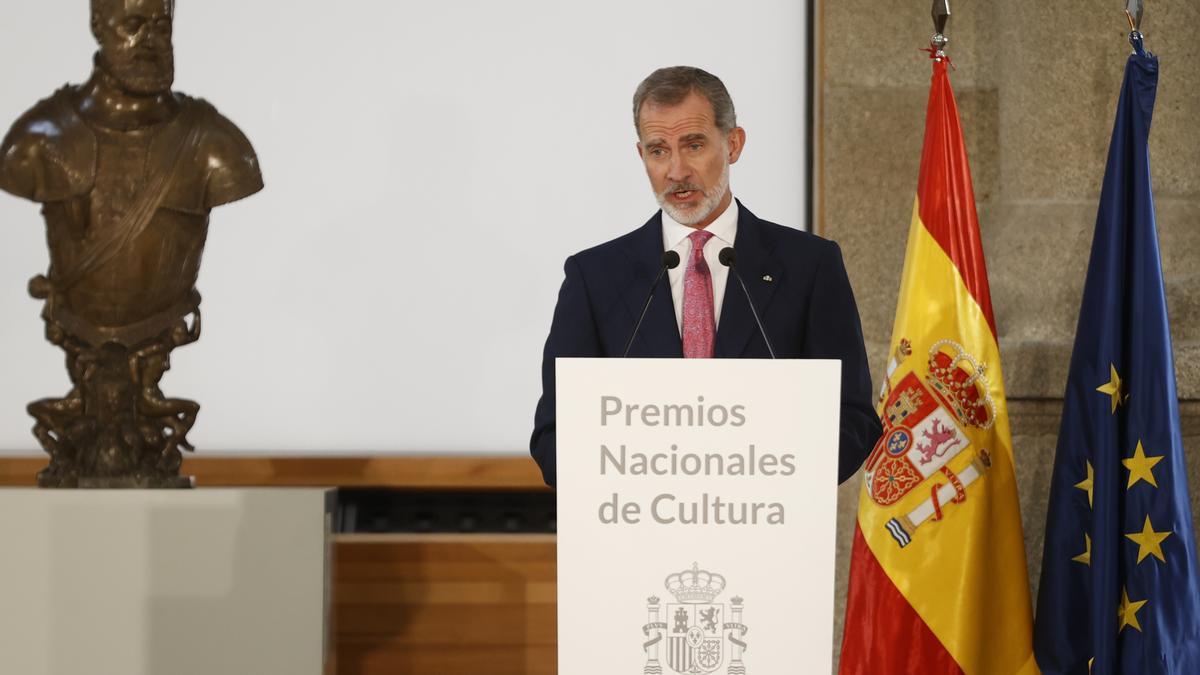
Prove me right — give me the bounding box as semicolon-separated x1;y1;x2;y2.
0;1;809;455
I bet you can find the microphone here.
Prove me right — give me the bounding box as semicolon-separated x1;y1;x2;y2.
621;250;681;357
719;247;777;359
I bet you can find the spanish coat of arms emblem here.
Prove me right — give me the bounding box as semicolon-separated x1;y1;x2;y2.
642;563;749;674
864;340;996;548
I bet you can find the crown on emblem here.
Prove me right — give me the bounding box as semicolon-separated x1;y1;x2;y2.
665;563;726;603
924;340;996;430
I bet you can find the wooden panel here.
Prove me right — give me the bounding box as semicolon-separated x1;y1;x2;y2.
0;455;549;489
333;535;558;675
336;645;557;675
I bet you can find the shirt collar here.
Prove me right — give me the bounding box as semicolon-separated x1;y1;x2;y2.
662;195;738;251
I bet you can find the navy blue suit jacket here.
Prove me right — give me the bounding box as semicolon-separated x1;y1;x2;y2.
530;201;881;487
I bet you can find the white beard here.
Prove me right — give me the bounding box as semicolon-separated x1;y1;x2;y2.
657;162;730;226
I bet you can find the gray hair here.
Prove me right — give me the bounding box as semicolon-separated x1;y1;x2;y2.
633;66;737;137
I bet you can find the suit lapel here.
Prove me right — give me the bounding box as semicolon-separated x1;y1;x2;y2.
621;212;682;357
716;202;782;358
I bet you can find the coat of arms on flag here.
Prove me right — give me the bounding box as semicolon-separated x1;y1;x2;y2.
864;340;996;548
641;563;749;675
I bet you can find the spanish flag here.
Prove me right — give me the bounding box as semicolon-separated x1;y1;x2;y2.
838;54;1037;674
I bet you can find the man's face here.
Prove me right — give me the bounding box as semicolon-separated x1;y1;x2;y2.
93;0;175;96
637;91;745;228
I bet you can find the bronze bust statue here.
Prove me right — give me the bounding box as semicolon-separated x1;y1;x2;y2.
0;0;263;487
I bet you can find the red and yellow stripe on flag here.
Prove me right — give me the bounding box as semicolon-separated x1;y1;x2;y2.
839;56;1037;675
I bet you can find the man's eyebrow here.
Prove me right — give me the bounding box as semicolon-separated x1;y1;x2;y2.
680;133;708;143
642;137;667;147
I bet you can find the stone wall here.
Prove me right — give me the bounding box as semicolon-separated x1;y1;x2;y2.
821;1;1200;669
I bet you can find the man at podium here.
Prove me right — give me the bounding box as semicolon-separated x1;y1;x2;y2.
531;66;880;487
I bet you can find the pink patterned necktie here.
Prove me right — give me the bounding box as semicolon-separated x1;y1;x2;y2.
682;230;716;358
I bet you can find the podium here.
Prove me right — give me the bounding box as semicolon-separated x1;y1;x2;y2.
0;488;332;675
556;358;841;674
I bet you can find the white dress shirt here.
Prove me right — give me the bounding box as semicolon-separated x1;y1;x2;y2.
662;198;738;335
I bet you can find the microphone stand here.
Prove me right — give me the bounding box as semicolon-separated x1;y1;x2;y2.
621;250;680;357
719;247;777;359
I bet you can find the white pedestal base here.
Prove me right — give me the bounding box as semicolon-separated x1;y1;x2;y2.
0;488;332;675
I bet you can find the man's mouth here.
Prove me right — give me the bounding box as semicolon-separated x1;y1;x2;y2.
670;189;700;202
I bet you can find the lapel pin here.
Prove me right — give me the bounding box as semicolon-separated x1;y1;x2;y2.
762;274;774;283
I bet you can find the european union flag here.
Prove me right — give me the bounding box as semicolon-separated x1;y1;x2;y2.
1034;35;1200;674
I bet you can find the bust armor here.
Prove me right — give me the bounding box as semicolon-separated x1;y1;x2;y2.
0;0;262;487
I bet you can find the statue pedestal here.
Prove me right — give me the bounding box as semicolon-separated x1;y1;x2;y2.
0;488;332;675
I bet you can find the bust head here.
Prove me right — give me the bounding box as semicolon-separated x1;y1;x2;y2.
91;0;175;96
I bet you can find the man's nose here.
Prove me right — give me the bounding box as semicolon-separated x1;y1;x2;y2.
666;154;690;184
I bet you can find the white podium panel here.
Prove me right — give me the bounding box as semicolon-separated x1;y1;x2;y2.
0;488;332;675
557;358;841;674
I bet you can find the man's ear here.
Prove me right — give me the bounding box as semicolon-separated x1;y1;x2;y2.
636;141;644;161
727;127;747;164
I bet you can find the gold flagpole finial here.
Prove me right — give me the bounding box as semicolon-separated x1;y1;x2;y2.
1125;0;1144;33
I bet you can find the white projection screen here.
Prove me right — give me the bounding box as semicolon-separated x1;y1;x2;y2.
0;1;812;455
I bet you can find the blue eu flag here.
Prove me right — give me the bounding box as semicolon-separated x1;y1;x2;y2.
1034;36;1200;674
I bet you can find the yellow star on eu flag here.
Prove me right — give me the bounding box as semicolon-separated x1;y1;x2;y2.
1118;587;1148;632
1096;364;1124;414
1075;460;1094;507
1126;515;1171;564
1124;440;1164;489
1072;533;1092;566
